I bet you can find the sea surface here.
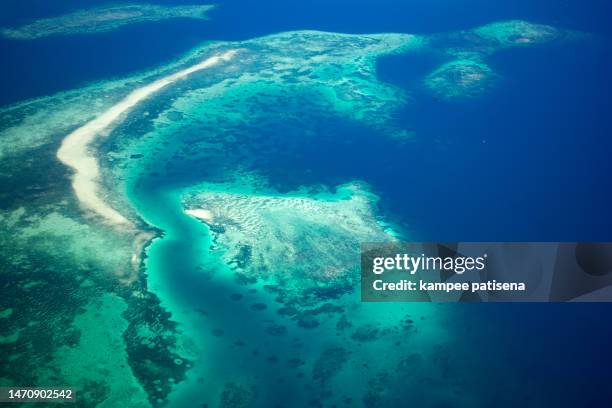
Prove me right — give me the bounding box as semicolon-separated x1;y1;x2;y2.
1;0;611;239
1;1;612;407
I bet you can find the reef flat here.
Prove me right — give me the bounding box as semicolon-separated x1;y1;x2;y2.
424;20;583;100
0;20;585;407
183;180;399;305
1;3;215;40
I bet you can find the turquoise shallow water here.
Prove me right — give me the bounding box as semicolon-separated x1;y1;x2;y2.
133;174;611;406
130;176;451;407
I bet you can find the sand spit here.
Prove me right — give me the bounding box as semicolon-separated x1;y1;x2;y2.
57;50;237;226
185;209;215;223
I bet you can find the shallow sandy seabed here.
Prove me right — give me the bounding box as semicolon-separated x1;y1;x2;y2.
183;180;399;284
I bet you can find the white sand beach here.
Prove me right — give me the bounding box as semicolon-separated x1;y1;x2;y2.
57;50;237;226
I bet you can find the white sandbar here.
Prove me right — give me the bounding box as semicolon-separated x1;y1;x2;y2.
57;50;237;226
185;208;215;223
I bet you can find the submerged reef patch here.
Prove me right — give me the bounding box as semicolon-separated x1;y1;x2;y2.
219;382;258;408
424;20;583;99
1;3;215;40
425;59;499;100
474;20;564;48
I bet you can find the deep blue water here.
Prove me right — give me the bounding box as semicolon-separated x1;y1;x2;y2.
2;1;612;405
377;39;612;241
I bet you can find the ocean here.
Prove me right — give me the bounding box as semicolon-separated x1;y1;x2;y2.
1;1;612;407
1;0;611;239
